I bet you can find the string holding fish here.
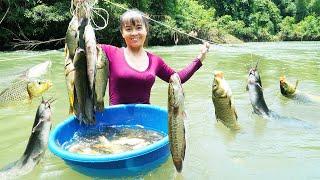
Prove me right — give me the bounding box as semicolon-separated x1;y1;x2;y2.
172;32;179;45
91;7;109;31
70;0;109;31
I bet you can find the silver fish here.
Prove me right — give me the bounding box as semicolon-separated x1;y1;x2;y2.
73;48;95;124
0;98;53;178
84;23;97;97
247;65;270;116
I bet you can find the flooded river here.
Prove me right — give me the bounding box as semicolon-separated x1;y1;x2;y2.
0;42;319;179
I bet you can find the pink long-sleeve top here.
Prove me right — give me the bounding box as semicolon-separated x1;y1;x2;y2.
101;44;202;105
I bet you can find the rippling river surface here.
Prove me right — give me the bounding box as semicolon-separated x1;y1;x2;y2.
0;42;319;179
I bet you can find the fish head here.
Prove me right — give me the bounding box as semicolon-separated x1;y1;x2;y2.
279;76;295;95
32;98;54;134
212;71;231;98
279;76;288;88
169;73;184;107
36;98;53;123
248;66;262;87
27;80;53;98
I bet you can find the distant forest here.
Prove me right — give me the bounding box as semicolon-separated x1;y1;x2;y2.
0;0;319;50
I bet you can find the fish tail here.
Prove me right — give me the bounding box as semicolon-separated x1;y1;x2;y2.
95;101;104;112
173;159;183;173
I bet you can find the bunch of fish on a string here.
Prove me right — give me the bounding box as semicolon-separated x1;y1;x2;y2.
64;0;108;125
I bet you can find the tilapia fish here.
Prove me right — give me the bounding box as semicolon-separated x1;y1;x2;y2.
0;79;52;106
168;73;186;173
280;76;298;97
280;76;320;103
73;48;95;125
94;45;108;112
212;71;239;130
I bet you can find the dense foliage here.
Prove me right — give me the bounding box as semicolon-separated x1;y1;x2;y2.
0;0;319;50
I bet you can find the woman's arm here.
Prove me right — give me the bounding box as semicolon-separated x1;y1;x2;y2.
157;42;210;83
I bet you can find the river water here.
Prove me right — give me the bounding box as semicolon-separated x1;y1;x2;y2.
0;42;319;179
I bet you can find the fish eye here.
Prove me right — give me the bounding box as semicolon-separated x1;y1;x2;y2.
38;81;41;85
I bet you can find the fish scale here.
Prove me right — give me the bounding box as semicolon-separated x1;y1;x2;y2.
94;45;108;112
212;71;239;130
0;80;30;104
168;74;186;173
212;96;239;130
0;79;52;106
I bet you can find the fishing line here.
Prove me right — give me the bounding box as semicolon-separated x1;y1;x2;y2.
103;0;219;45
102;0;266;62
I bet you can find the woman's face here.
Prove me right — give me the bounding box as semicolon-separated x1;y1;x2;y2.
121;18;147;49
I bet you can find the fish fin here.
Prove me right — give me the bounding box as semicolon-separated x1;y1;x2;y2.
182;126;186;161
255;61;259;69
256;83;263;90
0;87;10;96
221;92;228;98
246;85;249;91
234;109;238;120
64;44;68;58
32;151;44;162
96;101;105;112
182;110;187;119
32;119;44;133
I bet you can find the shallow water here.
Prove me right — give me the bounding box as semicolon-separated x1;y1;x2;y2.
0;42;319;179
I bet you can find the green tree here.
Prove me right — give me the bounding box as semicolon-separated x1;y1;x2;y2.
272;0;296;17
308;0;320;16
248;0;282;40
295;0;308;21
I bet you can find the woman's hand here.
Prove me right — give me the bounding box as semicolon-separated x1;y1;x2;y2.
197;41;210;62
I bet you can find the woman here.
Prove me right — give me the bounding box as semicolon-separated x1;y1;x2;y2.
100;9;210;105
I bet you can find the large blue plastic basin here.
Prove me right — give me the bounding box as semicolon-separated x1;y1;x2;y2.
48;104;170;178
